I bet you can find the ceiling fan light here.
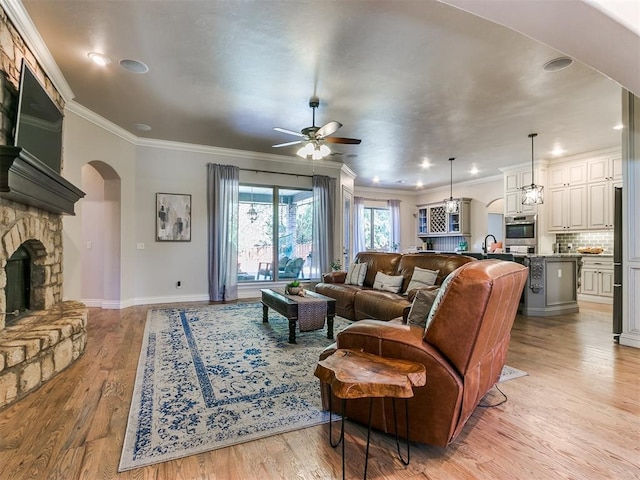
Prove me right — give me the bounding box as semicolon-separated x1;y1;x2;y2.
312;148;323;160
319;144;331;156
304;142;315;155
296;146;307;158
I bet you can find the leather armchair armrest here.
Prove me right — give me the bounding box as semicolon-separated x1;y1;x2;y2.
322;271;347;283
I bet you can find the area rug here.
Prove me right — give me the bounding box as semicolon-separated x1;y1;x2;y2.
498;364;528;383
119;302;349;471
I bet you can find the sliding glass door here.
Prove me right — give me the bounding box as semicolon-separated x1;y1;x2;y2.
237;185;312;282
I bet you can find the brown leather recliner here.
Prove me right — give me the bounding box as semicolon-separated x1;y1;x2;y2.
319;260;528;447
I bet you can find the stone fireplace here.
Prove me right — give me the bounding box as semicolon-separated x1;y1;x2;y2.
0;7;86;410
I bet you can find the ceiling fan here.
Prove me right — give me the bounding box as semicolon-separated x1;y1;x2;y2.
272;96;361;159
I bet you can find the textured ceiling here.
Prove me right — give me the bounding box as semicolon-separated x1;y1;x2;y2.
21;0;623;190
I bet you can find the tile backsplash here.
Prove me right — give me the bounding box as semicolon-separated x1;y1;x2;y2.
555;231;614;253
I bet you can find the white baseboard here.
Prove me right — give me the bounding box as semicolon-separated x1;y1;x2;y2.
577;293;613;305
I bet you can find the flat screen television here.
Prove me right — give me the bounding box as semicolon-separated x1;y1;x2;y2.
14;59;63;173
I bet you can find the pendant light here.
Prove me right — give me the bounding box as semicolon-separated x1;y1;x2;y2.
521;133;544;205
443;157;460;214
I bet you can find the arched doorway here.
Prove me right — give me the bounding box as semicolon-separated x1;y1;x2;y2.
81;161;122;308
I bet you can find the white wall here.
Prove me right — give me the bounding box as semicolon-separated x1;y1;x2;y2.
63;105;348;306
353;187;418;253
62;109;136;306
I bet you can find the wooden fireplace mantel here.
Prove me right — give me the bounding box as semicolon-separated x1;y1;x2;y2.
0;146;85;215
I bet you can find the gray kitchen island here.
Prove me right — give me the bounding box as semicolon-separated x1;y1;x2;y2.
517;254;583;317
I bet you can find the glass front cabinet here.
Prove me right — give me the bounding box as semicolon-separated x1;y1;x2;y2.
417;198;471;238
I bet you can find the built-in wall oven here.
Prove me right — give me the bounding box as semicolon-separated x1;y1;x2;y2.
504;214;537;250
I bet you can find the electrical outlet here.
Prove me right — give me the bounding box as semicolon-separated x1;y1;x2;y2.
136;242;145;250
176;281;182;288
558;269;562;278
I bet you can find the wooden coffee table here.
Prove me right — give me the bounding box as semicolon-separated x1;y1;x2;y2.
260;289;336;344
314;349;427;480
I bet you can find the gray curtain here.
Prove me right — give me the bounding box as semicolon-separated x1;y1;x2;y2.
207;163;239;301
311;175;335;280
388;199;401;251
353;196;365;254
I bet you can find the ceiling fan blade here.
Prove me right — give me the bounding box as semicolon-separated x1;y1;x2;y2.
325;137;362;145
316;121;342;139
273;127;304;137
272;140;303;148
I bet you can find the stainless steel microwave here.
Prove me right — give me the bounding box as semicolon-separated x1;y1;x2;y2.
504;214;537;247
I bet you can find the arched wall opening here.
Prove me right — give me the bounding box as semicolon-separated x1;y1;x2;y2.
81;161;122;308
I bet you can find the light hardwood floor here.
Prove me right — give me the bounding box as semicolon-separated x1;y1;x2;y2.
0;301;638;479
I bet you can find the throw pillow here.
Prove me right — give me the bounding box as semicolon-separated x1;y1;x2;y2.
424;270;456;331
406;267;439;293
344;262;367;286
372;272;404;293
407;288;439;328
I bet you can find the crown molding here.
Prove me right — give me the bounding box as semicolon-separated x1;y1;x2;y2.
1;0;74;101
65;100;138;144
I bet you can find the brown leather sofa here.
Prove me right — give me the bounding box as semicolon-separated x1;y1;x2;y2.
319;260;528;447
315;252;475;321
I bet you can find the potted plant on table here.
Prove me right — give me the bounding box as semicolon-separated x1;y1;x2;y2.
286;280;303;296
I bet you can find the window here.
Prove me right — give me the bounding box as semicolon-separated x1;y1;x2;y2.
237;185;313;282
363;207;391;251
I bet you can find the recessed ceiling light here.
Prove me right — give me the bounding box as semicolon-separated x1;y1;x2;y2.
372;176;380;183
543;57;573;72
133;123;152;132
613;124;624;130
469;166;479;175
421;160;431;169
119;58;149;73
550;146;566;156
416;180;424;188
88;52;111;66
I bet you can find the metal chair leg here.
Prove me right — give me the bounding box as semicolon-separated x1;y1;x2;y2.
328;391;346;480
392;398;411;465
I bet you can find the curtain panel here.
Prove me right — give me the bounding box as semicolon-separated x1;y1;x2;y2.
353;196;365;255
311;175;335;280
207;164;239;301
388;199;401;251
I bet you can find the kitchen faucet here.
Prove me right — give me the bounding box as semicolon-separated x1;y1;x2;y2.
483;234;497;254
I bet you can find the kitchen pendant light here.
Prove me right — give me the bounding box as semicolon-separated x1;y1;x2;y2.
443;157;460;214
521;133;544;205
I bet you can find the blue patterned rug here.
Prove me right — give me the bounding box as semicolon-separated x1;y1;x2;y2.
119;302;349;471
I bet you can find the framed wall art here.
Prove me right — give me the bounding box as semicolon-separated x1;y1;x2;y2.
156;193;191;241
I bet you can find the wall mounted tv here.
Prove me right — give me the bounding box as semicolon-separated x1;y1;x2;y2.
14;59;63;173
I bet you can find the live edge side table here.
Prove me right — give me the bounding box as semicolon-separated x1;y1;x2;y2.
314;349;427;480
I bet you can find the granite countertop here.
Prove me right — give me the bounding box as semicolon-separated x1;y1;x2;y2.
513;253;583;258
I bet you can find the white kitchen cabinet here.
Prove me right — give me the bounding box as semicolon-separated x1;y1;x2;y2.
547;184;587;232
504;170;537;215
548;162;587;189
587;156;622;183
578;256;614;303
587;180;622;229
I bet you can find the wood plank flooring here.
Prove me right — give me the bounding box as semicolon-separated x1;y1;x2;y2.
0;301;638;479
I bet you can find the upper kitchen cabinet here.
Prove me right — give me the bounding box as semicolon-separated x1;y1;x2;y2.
548;162;588;188
417;199;471;237
587;156;622;183
503;163;547;215
544;149;622;232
